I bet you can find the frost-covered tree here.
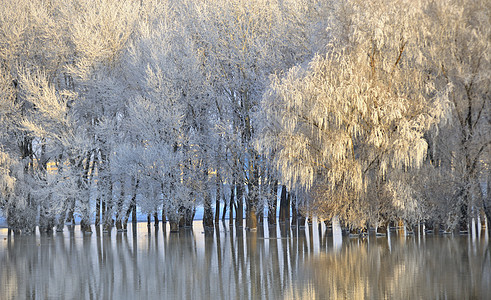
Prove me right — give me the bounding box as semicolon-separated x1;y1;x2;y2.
256;0;452;230
189;0;331;229
417;0;490;231
0;0;75;233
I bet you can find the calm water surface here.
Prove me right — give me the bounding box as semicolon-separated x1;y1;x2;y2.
0;222;489;299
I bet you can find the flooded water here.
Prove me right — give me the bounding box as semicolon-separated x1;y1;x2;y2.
0;222;489;300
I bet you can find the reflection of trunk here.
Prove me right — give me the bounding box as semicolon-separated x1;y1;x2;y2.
269;223;281;293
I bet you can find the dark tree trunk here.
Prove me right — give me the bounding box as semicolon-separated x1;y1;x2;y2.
154;212;159;228
268;180;278;225
161;208;166;224
185;208;195;227
115;184;125;232
291;192;297;227
203;191;214;229
123;178;139;230
482;195;491;239
80;153;93;233
279;185;290;224
215;175;221;224
170;220;179;232
227;184;234;225
458;188;469;233
95;195;101;226
236;183;244;227
80;219;92;233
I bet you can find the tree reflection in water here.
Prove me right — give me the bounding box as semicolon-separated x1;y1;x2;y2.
0;223;489;299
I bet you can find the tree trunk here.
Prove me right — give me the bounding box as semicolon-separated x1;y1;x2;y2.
248;207;258;232
458;189;469;233
227;184;234;225
279;185;290;224
161;208;166;224
215;175;221;224
482;195;491;239
185;208;195;227
291;192;297;227
80;219;92;233
170;220;179;232
203;191;214;229
236;183;244;227
268;180;278;225
116;177;125;232
95;195;101;226
154;212;159;228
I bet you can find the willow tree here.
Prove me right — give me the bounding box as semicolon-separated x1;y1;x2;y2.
256;0;451;230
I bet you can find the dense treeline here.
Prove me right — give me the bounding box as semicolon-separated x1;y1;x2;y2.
0;0;489;235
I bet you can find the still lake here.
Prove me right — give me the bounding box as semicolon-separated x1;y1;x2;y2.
0;221;489;300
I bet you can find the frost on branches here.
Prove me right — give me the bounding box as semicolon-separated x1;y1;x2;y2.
256;0;455;230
